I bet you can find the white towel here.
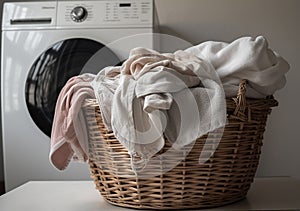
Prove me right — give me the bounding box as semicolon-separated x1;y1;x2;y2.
92;47;227;172
185;36;290;98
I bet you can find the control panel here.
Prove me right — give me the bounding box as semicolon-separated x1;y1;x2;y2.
57;0;153;28
2;0;153;30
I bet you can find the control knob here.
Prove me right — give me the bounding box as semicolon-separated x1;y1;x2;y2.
71;6;88;22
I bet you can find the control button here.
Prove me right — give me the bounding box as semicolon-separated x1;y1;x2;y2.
70;6;88;22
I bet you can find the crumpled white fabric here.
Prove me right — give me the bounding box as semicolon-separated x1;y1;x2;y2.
92;47;227;172
185;36;290;98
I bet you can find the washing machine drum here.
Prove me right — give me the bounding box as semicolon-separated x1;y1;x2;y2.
25;38;121;138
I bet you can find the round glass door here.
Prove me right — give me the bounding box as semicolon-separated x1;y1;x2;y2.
25;38;120;138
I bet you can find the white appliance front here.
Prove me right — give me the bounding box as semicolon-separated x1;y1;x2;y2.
1;0;154;191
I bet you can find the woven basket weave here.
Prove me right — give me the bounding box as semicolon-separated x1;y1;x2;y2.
83;80;278;210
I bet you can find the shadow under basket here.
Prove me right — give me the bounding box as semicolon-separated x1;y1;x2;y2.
82;80;278;210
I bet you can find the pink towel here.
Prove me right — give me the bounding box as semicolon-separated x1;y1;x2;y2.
50;74;95;170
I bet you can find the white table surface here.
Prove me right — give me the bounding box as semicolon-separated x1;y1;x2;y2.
0;177;300;211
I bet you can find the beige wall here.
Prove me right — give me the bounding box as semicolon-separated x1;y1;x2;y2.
155;0;300;178
0;0;299;184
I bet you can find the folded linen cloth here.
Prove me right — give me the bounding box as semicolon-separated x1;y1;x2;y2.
92;47;227;171
50;73;95;170
185;36;290;98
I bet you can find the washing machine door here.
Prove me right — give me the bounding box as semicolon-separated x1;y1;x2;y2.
25;38;120;138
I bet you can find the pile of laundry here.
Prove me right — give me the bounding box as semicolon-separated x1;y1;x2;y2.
49;36;289;171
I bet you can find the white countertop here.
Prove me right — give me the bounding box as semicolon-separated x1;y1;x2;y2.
0;177;300;210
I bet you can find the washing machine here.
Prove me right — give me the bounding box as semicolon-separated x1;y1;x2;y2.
1;0;154;191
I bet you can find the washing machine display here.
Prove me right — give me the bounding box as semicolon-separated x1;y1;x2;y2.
25;38;119;137
1;0;154;191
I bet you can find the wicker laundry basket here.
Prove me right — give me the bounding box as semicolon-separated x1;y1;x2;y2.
82;80;278;210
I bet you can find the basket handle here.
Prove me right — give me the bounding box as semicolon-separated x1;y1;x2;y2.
232;79;247;121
